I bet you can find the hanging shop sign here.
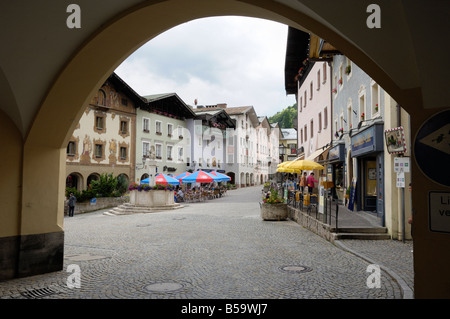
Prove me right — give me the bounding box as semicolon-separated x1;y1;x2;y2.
385;126;407;154
414;109;450;187
351;123;384;157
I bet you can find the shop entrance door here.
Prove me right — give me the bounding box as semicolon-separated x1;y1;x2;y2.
363;158;377;212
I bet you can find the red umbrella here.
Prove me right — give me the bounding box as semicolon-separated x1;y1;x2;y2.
180;170;217;183
154;173;180;186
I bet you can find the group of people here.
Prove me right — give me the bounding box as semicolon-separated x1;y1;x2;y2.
174;184;226;202
297;172;319;194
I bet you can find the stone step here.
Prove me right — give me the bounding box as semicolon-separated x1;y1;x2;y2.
332;232;391;240
332;227;388;234
104;203;183;216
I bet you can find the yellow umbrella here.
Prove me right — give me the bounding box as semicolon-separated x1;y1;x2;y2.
277;161;291;167
285;160;324;170
276;166;297;173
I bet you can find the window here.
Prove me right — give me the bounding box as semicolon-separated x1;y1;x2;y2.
207;158;210;167
339;64;343;87
324;107;328;129
304;125;307;141
178;147;183;161
299;96;303;112
300;129;303;144
121;98;128;106
167;145;173;161
198;157;202;167
143;142;150;157
167;123;173;137
323;63;327;83
371;81;380;116
95;116;104;130
67;141;76;156
310;82;313;100
143;118;150;132
304;91;307;107
318;113;322;132
348;105;353;130
155;144;162;160
120;147;127;160
98;90;106;105
317;70;320;91
95;144;103;158
155;121;162;135
359;94;366;121
310;120;314;138
120;121;128;134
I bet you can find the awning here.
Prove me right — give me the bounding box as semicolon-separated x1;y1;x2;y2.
306;148;327;161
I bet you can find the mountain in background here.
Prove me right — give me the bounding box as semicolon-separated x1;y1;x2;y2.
268;103;297;128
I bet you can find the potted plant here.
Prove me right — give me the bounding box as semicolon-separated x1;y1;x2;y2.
261;188;288;221
345;65;351;75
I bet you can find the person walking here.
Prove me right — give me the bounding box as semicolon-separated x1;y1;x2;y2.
306;172;319;195
68;193;76;217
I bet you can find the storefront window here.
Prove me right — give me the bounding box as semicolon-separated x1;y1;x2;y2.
334;163;344;188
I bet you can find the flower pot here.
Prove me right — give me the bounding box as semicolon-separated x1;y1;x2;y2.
260;202;288;221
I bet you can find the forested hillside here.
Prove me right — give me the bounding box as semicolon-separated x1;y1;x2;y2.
268;103;297;128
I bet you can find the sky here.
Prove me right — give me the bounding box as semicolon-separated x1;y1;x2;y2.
114;16;296;118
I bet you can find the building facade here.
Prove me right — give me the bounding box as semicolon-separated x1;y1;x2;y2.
136;93;195;181
66;73;144;191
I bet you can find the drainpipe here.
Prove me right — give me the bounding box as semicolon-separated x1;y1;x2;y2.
397;103;405;242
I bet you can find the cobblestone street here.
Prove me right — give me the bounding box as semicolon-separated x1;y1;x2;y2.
0;186;413;301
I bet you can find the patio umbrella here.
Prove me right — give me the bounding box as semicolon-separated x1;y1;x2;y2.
210;171;231;182
285;160;324;170
180;170;220;183
141;173;180;186
174;172;191;180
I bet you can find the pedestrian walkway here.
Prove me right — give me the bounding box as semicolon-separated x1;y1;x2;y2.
0;186;413;301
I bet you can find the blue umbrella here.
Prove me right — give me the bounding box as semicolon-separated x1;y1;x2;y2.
210;171;231;182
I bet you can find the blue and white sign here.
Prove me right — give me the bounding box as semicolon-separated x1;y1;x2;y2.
414;109;450;187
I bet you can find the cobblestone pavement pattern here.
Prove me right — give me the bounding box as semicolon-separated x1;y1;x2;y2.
0;186;413;299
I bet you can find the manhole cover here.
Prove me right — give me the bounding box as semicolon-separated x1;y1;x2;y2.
144;282;184;293
280;265;312;273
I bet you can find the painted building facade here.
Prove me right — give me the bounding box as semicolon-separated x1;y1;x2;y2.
66;73;143;191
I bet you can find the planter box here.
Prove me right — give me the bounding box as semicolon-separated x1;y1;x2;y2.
130;190;175;207
261;202;288;221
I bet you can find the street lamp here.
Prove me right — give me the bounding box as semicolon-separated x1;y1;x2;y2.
279;144;287;162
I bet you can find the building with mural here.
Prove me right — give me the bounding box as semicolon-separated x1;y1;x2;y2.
65;73;145;191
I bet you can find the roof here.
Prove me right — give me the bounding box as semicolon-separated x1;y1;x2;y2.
281;128;297;140
108;72;147;107
141;93;196;119
194;105;260;128
284;27;310;95
192;108;236;128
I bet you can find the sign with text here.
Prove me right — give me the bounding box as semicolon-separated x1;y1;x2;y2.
394;157;410;173
347;177;357;211
429;192;450;233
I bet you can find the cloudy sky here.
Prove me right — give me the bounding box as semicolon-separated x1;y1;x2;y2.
114;16;296;118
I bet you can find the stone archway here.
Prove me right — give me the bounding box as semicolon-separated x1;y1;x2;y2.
1;0;449;298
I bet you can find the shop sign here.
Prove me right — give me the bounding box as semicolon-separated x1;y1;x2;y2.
351;124;384;157
385;126;407;154
328;144;345;162
429;192;450;233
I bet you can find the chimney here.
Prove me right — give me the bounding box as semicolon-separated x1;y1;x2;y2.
216;103;227;109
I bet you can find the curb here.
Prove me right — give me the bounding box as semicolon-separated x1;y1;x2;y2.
334;240;414;299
